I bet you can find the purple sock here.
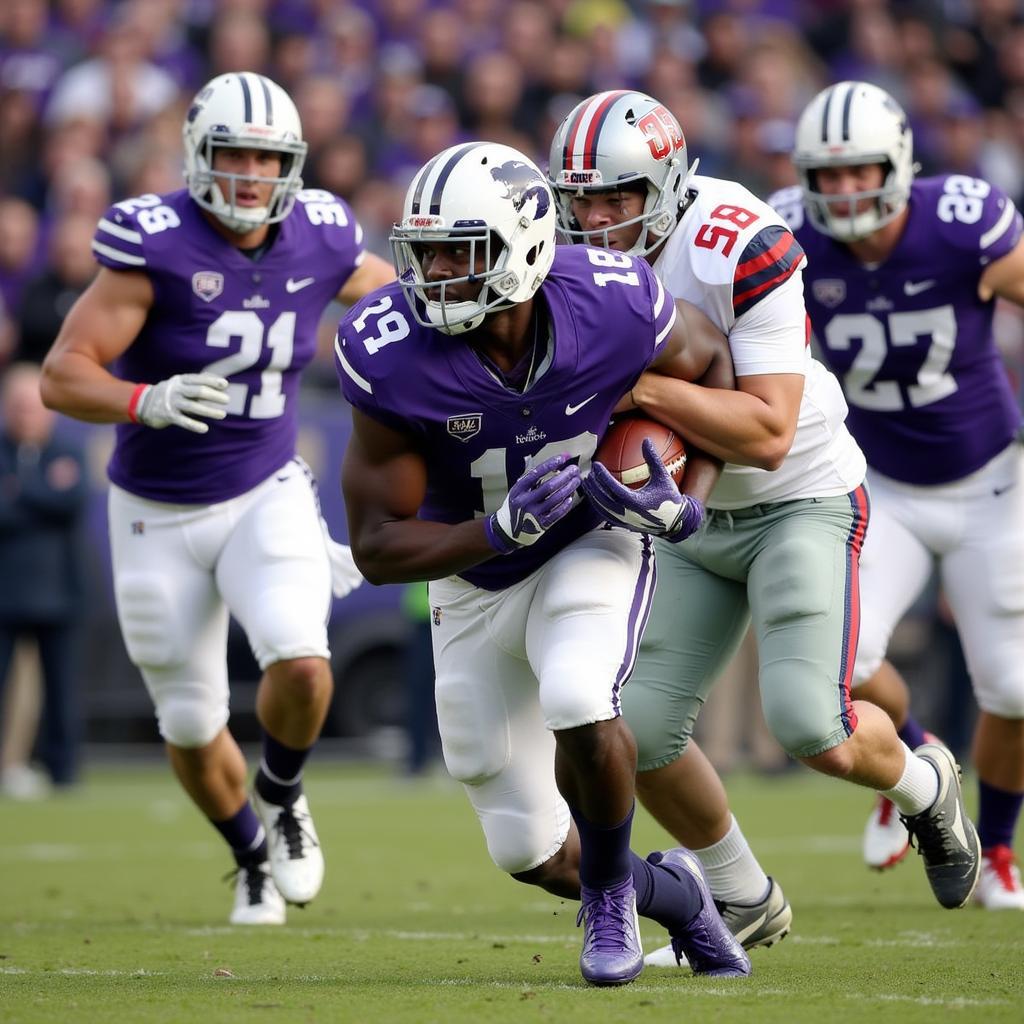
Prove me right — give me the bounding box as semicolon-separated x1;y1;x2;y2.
977;779;1024;850
897;716;928;750
570;803;634;889
255;733;312;806
211;803;267;867
630;851;703;931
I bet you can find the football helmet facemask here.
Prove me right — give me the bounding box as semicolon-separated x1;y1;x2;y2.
390;142;556;335
793;81;916;242
547;90;697;257
183;72;307;234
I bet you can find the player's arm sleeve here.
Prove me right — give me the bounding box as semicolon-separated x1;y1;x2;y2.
964;183;1023;263
333;325;410;434
91;203;148;270
729;225;808;376
635;262;678;364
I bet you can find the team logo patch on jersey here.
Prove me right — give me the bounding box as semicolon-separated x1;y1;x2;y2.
432;607;442;626
812;278;846;308
447;414;483;441
192;270;224;303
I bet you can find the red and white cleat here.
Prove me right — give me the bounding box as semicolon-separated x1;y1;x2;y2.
863;795;910;870
974;846;1024;910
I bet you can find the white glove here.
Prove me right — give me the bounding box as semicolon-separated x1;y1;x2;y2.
319;516;365;598
135;373;230;434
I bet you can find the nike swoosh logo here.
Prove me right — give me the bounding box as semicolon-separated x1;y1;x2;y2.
286;276;315;293
950;797;969;849
993;482;1016;496
731;910;768;945
565;393;599;416
904;279;936;296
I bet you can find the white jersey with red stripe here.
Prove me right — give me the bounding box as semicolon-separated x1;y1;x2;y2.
653;174;865;508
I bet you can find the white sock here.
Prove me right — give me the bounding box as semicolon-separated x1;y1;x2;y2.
693;814;770;905
883;742;940;815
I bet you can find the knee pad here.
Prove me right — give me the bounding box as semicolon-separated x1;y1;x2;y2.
762;676;842;759
621;679;698;771
116;572;182;669
973;660;1024;718
481;803;569;875
243;592;330;670
151;685;228;749
436;675;509;786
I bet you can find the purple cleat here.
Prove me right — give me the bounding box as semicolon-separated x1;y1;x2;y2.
576;876;644;986
648;848;752;977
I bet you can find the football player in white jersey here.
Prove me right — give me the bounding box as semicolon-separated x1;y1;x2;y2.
769;81;1024;909
549;91;982;962
41;73;394;925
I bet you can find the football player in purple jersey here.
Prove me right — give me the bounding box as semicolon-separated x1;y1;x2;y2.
337;141;751;985
770;80;1024;909
550;89;982;943
39;72;394;925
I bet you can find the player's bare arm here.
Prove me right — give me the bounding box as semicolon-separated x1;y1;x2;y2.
342;408;504;585
337;252;397;305
40;267;155;422
979;234;1024;304
629;295;802;471
639;297;734;502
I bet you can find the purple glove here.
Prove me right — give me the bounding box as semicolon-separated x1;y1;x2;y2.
584;438;705;542
485;453;582;554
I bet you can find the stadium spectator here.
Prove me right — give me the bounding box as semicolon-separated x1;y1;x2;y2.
15;212;97;365
0;195;42;327
44;12;179;133
0;362;88;791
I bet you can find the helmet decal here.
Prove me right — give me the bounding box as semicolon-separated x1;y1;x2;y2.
490;160;550;220
391;142;557;335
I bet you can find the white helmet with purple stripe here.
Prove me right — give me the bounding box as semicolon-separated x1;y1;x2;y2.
390;142;556;335
183;72;307;234
793;81;915;242
547;90;698;256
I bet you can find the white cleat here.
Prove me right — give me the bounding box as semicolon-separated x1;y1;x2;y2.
228;862;286;925
974;846;1024;910
863;795;911;870
252;790;324;906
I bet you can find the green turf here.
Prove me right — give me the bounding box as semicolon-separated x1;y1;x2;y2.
1;761;1021;1023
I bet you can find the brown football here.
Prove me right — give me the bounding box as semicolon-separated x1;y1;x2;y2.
594;415;687;490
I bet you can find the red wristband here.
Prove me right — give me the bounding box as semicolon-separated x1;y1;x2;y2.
127;383;149;423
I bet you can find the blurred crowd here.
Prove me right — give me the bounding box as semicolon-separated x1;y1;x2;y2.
2;0;1024;782
3;0;1024;382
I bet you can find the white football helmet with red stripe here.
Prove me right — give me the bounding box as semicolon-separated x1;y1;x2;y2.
547;90;697;256
183;72;307;234
390;142;556;335
793;81;915;242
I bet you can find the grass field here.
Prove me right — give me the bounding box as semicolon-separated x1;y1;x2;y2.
1;760;1021;1024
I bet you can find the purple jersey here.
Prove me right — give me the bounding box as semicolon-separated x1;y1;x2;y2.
93;188;364;503
771;176;1023;484
335;245;676;590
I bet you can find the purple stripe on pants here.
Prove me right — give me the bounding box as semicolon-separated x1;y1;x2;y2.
612;534;657;714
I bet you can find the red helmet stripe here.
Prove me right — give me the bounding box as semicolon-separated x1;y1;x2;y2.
581;90;630;170
562;90;631;172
